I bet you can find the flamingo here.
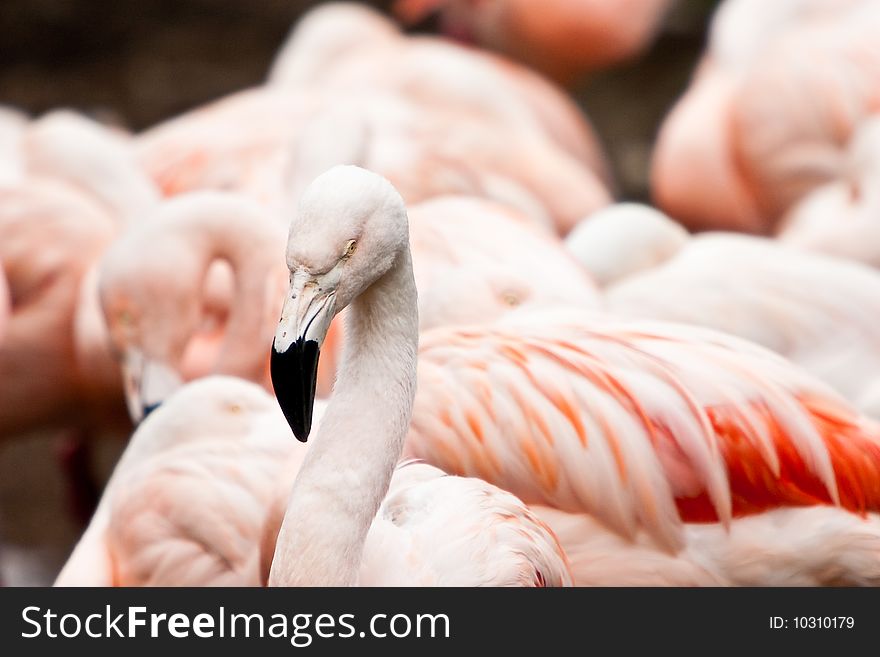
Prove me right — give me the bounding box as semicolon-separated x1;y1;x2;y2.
391;0;673;85
138;5;610;236
96;191;337;421
604;231;880;410
0;179;123;439
0;112;161;525
138;88;608;236
652;0;880;233
269;2;610;179
54;376;312;586
267;165;571;586
781;117;880;267
564;203;689;286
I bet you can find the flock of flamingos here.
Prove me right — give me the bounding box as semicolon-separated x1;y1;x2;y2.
3;0;880;586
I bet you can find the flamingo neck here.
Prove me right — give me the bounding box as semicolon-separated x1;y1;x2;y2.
184;208;286;381
270;247;418;586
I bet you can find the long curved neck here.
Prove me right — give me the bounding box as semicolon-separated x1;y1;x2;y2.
183;207;286;380
270;248;419;586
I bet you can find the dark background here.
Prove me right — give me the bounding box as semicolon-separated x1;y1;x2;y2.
0;0;720;584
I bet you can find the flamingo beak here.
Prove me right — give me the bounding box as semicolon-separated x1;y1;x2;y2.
120;348;184;423
271;281;336;442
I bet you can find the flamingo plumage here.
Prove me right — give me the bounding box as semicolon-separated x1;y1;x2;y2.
604;230;880;408
406;311;880;584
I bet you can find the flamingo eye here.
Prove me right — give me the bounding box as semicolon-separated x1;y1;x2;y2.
343;239;357;258
118;310;134;326
502;291;521;307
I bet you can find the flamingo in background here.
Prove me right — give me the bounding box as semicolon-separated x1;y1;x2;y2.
0;180;122;439
54;377;312;586
22;110;159;225
0;112;161;525
269;2;610;178
781;117;880;267
392;0;673;85
652;0;880;233
267;165;571;586
96;191;341;421
138;4;610;236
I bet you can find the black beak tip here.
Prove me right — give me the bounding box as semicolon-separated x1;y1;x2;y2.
271;338;320;444
141;402;160;421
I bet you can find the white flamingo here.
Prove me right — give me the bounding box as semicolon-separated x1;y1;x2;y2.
267;165;571;586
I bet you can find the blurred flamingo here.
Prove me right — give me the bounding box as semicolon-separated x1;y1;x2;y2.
270;2;610;177
652;0;880;233
0;180;122;439
392;0;673;85
97;191;337;421
22;110;159;224
0;112;161;523
54;377;313;586
139;4;610;235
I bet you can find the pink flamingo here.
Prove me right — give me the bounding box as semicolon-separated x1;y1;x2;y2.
408;310;880;585
138;5;610;236
392;0;673;85
97;191;341;421
54;377;314;586
269;2;610;178
652;0;880;233
0;111;161;523
0;179;122;439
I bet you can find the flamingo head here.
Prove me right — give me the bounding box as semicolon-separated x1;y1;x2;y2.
272;165;409;441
